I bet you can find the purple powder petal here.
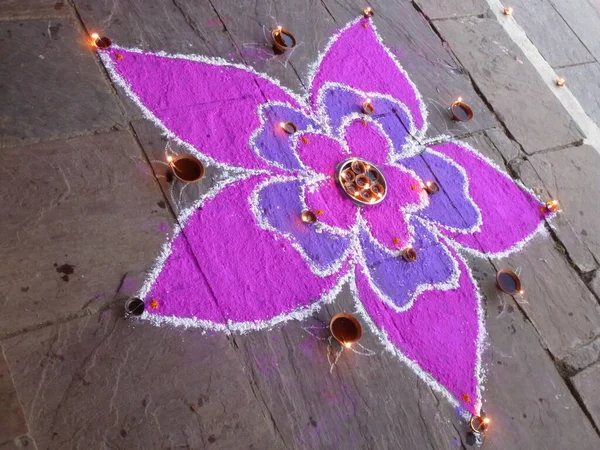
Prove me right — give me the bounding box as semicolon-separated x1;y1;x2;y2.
310;19;424;130
432;142;549;255
401;150;480;232
258;178;351;270
254;104;321;170
319;85;411;153
359;218;457;309
357;246;480;414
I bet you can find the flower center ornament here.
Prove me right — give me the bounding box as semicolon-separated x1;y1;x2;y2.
336;158;387;205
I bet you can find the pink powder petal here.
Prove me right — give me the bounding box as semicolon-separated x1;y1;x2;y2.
296;133;350;176
305;178;357;230
146;176;347;324
356;247;481;414
362;164;423;249
102;47;302;170
432;142;549;256
343;120;390;166
310;19;424;130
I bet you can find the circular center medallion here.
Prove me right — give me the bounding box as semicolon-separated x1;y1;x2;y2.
336;158;387;205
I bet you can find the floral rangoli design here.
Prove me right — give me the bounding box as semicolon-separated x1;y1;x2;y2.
99;16;553;417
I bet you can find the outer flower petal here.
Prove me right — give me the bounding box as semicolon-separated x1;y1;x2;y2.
358;218;459;310
100;47;301;170
356;246;482;414
253;103;321;171
145;177;347;325
361;164;424;249
432;142;550;256
304;178;357;230
144;232;224;323
255;178;351;274
401;149;481;233
310;19;425;131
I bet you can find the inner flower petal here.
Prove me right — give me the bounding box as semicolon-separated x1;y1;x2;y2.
361;164;425;249
253;103;320;171
256;178;351;275
304;178;357;230
296;133;350;176
343;119;391;166
359;218;459;310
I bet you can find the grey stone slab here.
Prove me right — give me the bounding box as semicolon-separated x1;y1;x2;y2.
509;0;594;67
562;62;600;125
527;145;600;271
73;0;235;57
321;0;499;140
590;269;600;297
0;347;28;443
232;288;465;450
72;0;239;121
435;17;584;154
131;119;223;216
571;362;600;431
208;0;338;95
0;19;123;148
414;0;490;20
481;127;522;163
559;336;600;376
467;255;600;449
0;131;174;337
0;0;71;20
511;156;597;273
457;135;600;359
550;0;600;63
0;435;37;450
2;308;282;450
495;234;600;359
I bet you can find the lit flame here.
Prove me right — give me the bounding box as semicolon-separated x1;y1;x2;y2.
365;98;372;104
518;289;524;295
365;7;372;13
504;7;513;15
457;97;463;103
167;156;173;163
426;181;433;187
483;417;490;424
277;25;283;32
91;33;99;40
279;121;286;128
344;342;352;348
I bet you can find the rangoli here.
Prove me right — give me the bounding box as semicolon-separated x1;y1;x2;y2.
99;16;553;418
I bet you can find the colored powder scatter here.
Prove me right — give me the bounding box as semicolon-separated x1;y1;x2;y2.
150;299;159;309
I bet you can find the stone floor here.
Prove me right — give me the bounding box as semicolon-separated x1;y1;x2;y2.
491;0;600;126
1;1;600;449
